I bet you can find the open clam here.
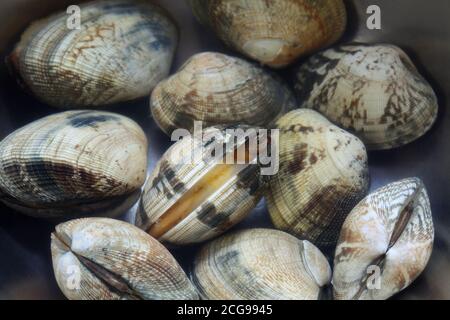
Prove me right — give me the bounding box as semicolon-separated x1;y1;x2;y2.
51;218;199;300
294;44;439;150
333;178;434;300
135;125;271;245
192;228;332;300
7;0;178;108
0;110;148;218
188;0;347;68
265;109;369;247
151;52;295;135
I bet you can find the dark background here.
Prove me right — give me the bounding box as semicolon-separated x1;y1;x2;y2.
0;0;449;299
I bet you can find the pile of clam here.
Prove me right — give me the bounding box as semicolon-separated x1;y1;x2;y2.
0;0;438;300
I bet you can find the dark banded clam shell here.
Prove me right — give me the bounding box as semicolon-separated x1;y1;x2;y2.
135;125;268;245
0;110;148;218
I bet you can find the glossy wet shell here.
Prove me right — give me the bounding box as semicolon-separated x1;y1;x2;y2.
192;228;331;300
151;52;295;135
294;44;439;150
135;125;266;245
0;110;148;218
8;0;178;108
333;178;434;300
51;218;199;300
188;0;347;68
266;109;369;247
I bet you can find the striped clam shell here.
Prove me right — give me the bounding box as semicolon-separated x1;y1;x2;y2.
188;0;347;68
7;0;178;108
192;228;332;300
294;44;439;150
333;178;434;300
150;52;295;135
0;110;148;218
135;125;267;245
51;218;199;300
266;109;369;247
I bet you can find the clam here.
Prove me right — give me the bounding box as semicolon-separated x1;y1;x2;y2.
51;218;199;300
151;52;295;135
192;228;332;300
0;110;148;218
294;44;439;150
333;178;434;300
7;0;178;108
265;109;369;248
188;0;347;68
135;125;271;245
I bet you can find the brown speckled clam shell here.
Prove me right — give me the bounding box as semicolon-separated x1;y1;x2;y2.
266;109;369;248
135;125;267;245
192;228;332;300
333;178;434;300
294;44;438;150
51;218;199;300
150;52;295;135
0;110;148;218
7;0;178;108
188;0;347;68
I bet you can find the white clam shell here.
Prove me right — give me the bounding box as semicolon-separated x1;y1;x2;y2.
8;0;178;108
333;178;434;300
51;218;199;300
295;44;438;150
192;228;332;300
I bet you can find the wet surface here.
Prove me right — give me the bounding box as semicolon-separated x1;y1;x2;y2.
0;0;449;299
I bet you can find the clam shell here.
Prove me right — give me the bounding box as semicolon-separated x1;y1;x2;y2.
294;44;439;150
0;110;148;218
8;0;178;108
333;178;434;300
51;218;199;300
135;125;267;245
188;0;347;68
151;52;295;135
266;109;369;247
192;228;332;300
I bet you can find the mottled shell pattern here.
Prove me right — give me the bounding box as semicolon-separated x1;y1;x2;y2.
51;218;199;300
8;0;178;108
188;0;347;67
192;228;332;300
135;125;267;245
333;178;434;300
294;44;439;150
0;111;148;218
151;52;296;135
266;109;369;247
